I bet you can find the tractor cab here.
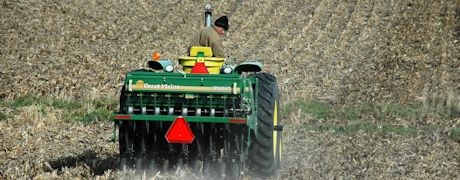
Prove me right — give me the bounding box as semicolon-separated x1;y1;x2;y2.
178;46;225;74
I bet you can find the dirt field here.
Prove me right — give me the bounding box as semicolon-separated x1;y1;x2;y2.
1;0;459;179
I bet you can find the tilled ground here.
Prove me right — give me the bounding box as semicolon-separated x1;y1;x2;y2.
1;0;459;179
282;122;460;179
1;0;458;102
1;106;459;179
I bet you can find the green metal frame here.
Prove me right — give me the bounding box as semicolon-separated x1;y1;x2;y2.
114;114;247;124
113;70;258;128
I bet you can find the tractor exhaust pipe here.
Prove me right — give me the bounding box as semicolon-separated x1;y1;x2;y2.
205;4;212;27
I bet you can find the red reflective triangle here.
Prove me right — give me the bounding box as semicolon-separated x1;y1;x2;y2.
191;62;209;74
165;117;195;144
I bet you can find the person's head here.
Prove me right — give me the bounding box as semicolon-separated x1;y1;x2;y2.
214;16;229;35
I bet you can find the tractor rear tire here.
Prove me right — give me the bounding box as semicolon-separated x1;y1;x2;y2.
248;73;282;177
118;85;135;169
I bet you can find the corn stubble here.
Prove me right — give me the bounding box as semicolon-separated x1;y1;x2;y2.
0;0;458;179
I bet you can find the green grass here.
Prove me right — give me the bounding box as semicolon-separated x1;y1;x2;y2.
0;99;6;120
283;100;332;119
451;128;460;141
90;98;119;111
2;94;117;124
51;98;82;109
74;109;113;123
11;94;43;107
283;99;459;137
283;99;459;121
0;111;8;121
310;122;416;136
372;103;424;121
9;94;82;110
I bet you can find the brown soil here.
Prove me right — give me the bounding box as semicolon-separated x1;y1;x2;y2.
1;0;459;179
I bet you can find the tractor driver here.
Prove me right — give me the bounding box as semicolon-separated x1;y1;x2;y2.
188;16;229;58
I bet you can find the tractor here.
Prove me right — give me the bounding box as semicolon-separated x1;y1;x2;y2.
113;4;282;179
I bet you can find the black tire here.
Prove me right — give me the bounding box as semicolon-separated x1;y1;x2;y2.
118;85;134;169
248;73;282;177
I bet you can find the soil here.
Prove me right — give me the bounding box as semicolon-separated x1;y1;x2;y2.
1;0;459;179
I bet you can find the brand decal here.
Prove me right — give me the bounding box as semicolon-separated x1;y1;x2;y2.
144;83;179;89
132;80;179;89
135;80;144;89
129;80;239;94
